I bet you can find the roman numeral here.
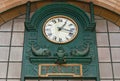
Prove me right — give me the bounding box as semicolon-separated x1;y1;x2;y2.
70;28;75;32
52;19;57;24
59;38;62;42
47;24;52;26
48;33;52;36
66;37;69;40
46;28;52;37
46;28;51;31
58;18;62;22
69;32;74;37
68;24;73;26
53;36;57;40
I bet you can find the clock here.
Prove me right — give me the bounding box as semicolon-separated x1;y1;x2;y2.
22;2;100;81
43;15;78;44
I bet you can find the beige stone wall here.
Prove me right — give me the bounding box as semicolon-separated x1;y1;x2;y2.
0;0;120;14
0;1;120;27
0;0;37;13
84;0;120;15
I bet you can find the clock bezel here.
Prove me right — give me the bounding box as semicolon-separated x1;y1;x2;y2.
42;15;78;44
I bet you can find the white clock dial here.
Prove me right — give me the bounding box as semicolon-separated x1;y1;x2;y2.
43;15;78;44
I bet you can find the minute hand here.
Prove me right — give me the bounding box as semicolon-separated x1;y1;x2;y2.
61;20;67;29
62;28;71;31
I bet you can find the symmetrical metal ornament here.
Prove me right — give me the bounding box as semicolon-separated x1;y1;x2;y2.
21;1;100;81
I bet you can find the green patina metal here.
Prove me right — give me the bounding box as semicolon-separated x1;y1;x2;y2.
21;1;100;81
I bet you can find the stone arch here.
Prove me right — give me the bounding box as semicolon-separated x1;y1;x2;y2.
0;1;120;27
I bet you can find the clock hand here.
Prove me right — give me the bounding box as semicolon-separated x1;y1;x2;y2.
58;20;67;31
61;20;67;28
60;28;71;34
62;28;71;31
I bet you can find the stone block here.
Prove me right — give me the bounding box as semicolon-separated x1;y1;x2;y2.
1;7;20;22
116;18;120;26
100;9;119;23
0;17;4;26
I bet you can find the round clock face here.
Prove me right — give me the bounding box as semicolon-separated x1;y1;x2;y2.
43;15;78;44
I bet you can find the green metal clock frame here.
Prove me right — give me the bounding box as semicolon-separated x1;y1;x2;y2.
21;1;100;81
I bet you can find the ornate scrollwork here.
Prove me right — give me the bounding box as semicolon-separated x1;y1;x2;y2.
31;46;51;56
71;44;90;56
